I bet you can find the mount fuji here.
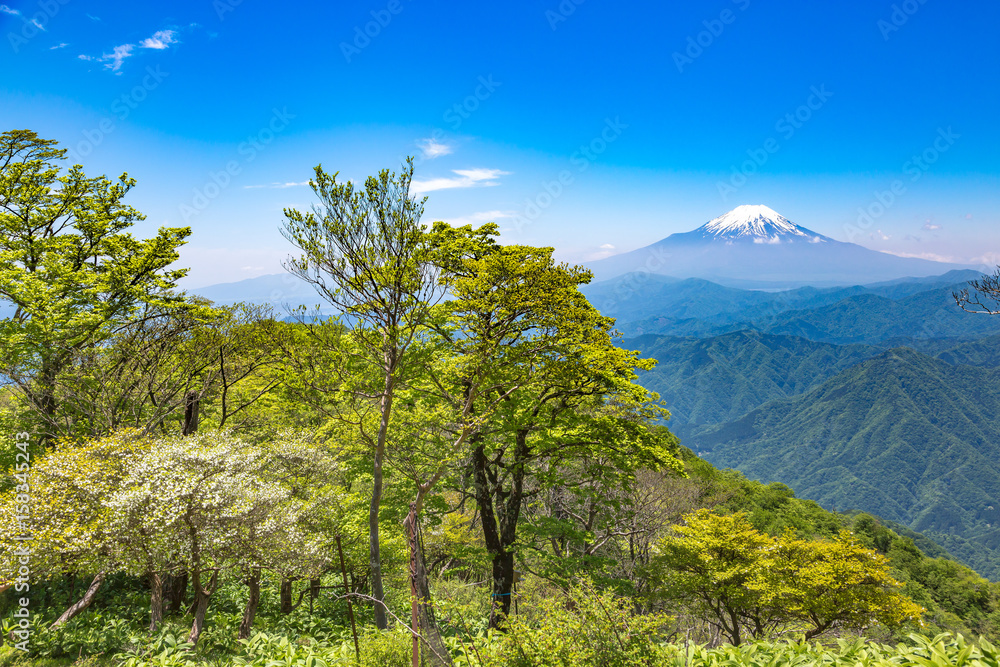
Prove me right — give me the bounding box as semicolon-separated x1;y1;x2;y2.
587;205;971;287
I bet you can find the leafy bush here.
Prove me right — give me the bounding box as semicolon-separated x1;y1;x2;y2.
30;612;136;658
486;577;671;667
357;629;412;667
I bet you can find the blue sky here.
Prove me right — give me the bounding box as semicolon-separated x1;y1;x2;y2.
2;0;999;287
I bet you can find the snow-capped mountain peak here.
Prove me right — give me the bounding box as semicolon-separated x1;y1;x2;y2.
700;204;809;239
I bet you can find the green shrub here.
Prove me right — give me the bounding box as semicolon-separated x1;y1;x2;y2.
357;629;412;667
487;577;671;667
28;613;135;659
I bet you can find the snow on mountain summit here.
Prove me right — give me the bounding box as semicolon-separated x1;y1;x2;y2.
700;204;812;240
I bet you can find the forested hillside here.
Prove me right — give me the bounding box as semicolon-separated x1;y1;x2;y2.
685;348;1000;578
604;272;1000;583
626;331;879;431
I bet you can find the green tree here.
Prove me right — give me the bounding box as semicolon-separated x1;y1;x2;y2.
653;510;923;645
280;158;440;629
653;510;775;645
426;224;680;627
0;130;190;442
0;430;150;627
762;529;924;639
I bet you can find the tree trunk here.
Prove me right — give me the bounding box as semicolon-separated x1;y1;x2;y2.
489;552;516;626
280;577;293;614
37;359;60;446
473;431;528;630
182;390;200;435
166;570;188;613
239;568;261;640
370;365;394;630
50;572;105;628
149;571;164;633
337;534;361;661
309;577;320;613
187;570;218;647
406;506;452;666
406;505;419;667
310;577;320;600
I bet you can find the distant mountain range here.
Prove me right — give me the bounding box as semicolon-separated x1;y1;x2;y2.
626;331;881;432
586;204;973;286
187;273;329;311
590;273;1000;344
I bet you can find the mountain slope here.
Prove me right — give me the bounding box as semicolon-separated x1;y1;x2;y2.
587;205;971;285
685;348;1000;579
626;331;880;430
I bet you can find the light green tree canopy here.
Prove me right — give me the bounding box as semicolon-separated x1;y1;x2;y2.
0;130;192;440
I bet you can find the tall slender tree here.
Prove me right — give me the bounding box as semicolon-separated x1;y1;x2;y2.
280;158;440;628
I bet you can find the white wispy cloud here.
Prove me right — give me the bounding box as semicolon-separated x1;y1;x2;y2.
50;42;69;50
86;13;101;21
140;29;178;50
418;138;453;159
439;210;516;227
410;168;510;195
244;182;310;190
922;223;941;231
971;253;1000;268
882;250;955;263
587;243;621;260
89;28;180;74
1;4;45;30
871;230;891;241
101;43;135;73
